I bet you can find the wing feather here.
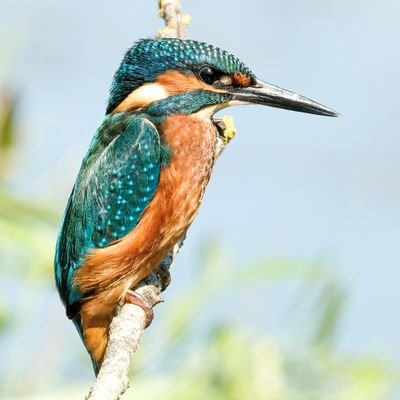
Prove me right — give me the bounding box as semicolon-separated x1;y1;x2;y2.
54;114;161;316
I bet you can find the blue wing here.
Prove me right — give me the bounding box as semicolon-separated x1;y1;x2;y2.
54;113;161;317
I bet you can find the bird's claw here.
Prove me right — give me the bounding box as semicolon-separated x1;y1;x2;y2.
125;290;154;328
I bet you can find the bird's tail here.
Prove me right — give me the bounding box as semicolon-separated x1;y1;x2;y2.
72;315;101;376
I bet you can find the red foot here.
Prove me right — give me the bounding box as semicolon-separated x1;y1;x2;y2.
125;290;154;328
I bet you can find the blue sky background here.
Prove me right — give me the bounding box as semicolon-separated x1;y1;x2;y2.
1;0;400;385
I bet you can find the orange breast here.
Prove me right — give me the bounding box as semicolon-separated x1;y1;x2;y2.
75;114;218;363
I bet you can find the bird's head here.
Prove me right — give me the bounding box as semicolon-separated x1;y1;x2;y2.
107;38;337;118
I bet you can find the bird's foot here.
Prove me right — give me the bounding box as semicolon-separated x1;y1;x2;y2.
125;290;154;328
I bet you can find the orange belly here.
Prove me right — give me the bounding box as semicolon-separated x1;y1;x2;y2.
74;113;218;364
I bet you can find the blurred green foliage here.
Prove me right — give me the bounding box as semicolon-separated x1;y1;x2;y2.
0;88;57;280
0;87;16;151
0;88;399;400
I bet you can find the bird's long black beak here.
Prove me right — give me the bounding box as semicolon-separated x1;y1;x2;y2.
231;79;338;117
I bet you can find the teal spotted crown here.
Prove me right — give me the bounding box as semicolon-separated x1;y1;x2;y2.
107;38;256;113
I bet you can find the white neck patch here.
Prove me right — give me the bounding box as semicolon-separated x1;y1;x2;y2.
112;83;169;113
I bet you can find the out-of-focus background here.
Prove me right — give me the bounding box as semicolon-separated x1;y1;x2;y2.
1;0;400;398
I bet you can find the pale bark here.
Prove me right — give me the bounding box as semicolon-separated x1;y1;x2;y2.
157;0;191;39
86;277;162;400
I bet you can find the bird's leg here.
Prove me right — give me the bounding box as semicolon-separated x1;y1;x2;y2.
125;290;154;328
155;262;171;291
125;237;187;328
155;236;186;291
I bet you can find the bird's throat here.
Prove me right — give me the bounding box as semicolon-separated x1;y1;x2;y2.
158;114;218;210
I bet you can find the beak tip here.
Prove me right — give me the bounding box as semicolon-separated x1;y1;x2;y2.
323;108;340;118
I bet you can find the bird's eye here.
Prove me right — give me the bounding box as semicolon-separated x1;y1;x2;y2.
198;66;222;85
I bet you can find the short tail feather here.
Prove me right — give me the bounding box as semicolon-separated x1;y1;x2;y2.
72;315;101;376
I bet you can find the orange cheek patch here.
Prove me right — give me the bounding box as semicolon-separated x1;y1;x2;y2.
232;72;252;87
155;70;211;95
112;70;224;113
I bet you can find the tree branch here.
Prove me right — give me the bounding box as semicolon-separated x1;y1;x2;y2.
86;276;162;400
157;0;191;39
86;2;233;398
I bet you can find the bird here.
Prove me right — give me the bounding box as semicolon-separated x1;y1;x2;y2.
54;38;337;375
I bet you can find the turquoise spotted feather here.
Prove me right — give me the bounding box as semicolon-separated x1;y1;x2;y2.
54;114;161;317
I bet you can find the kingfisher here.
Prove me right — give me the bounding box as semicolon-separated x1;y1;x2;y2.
54;38;337;374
